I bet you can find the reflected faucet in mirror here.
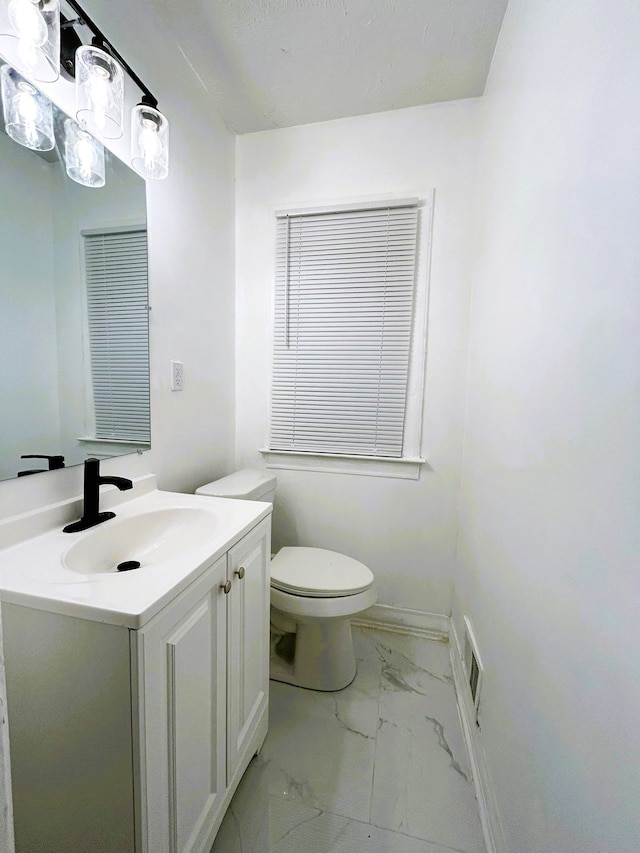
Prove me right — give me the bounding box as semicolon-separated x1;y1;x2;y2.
17;454;65;476
63;457;133;533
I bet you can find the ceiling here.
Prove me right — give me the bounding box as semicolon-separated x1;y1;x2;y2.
153;0;509;134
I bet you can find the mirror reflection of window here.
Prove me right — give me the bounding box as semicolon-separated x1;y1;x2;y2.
83;226;150;446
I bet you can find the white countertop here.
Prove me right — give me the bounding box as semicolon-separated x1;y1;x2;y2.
0;487;271;629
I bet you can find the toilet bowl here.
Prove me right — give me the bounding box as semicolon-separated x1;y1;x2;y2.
196;469;377;691
270;546;376;690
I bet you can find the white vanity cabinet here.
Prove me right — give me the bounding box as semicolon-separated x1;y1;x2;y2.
2;515;271;853
136;517;270;852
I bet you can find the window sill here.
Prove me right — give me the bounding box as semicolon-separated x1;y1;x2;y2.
78;437;150;446
259;449;425;480
77;437;150;458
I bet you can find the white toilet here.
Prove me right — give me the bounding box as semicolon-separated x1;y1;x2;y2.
196;469;377;691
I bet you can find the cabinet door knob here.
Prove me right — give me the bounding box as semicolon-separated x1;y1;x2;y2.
235;566;245;580
221;580;232;594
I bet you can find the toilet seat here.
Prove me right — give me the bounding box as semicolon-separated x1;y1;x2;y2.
270;547;374;598
271;583;377;621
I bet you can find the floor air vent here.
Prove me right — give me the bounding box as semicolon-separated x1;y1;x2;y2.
463;616;484;726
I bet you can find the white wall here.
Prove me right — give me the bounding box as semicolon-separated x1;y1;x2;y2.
452;1;640;850
0;0;237;520
235;102;480;614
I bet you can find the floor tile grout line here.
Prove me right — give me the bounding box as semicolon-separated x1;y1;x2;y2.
364;629;384;827
267;788;481;853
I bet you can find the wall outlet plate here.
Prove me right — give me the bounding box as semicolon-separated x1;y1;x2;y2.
171;360;184;391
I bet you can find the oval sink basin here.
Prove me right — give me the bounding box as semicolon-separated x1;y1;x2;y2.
63;507;217;575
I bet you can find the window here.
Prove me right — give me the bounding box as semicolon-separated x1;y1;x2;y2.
265;198;429;479
83;226;150;444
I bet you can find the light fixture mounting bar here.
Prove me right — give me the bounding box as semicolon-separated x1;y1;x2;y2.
64;0;158;108
60;17;83;29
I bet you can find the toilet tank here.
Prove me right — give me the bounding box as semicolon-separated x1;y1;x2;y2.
196;469;277;502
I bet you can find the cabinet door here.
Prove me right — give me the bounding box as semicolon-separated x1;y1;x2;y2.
135;555;227;853
226;518;271;777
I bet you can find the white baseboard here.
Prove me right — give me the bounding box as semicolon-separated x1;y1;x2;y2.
351;603;449;641
449;620;507;853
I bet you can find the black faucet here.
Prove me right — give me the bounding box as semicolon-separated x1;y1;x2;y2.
17;454;65;476
63;458;133;533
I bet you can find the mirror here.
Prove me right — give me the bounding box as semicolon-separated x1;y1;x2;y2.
0;78;149;482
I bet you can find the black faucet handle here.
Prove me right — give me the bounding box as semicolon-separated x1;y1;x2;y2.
89;457;133;490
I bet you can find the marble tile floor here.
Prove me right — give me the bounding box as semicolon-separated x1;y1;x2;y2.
212;626;486;853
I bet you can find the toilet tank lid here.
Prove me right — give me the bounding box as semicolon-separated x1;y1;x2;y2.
196;469;277;500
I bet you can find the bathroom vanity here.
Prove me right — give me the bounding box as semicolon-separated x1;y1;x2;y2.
0;480;271;852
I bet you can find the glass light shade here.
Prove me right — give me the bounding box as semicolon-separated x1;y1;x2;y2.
75;44;123;139
131;103;169;180
63;118;105;188
1;63;53;149
0;0;59;82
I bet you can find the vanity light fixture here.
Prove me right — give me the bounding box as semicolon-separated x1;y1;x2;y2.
0;0;60;83
131;97;169;180
0;62;53;149
63;0;169;179
74;42;123;138
63;116;104;186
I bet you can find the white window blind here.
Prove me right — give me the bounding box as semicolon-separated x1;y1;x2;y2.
84;228;150;443
270;201;419;458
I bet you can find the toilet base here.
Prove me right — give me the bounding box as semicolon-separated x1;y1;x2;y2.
270;618;357;692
